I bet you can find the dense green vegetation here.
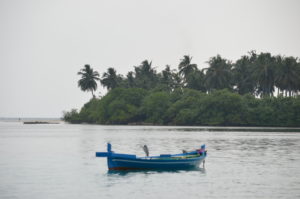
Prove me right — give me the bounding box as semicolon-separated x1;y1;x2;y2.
64;51;300;126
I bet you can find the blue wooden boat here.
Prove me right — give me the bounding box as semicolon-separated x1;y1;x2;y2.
96;143;207;170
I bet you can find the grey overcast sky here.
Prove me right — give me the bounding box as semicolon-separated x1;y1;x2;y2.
0;0;299;118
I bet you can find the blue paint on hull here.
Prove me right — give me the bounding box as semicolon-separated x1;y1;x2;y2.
108;157;205;170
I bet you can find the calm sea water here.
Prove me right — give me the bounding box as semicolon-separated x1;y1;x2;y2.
0;121;300;199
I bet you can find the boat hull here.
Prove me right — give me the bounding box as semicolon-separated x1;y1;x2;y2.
107;156;205;170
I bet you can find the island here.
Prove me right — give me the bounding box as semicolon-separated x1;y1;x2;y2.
63;52;300;127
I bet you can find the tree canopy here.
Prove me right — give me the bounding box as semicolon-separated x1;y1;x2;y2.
67;51;300;126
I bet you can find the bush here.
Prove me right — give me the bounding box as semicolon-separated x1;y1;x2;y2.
63;88;300;127
63;109;81;124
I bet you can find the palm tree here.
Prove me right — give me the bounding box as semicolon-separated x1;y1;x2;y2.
77;64;100;97
161;65;172;84
204;55;233;92
186;69;206;92
135;60;156;77
252;53;276;97
159;65;183;91
100;67;121;90
172;72;183;90
178;55;198;82
134;60;158;89
126;71;135;88
275;56;300;97
233;53;257;95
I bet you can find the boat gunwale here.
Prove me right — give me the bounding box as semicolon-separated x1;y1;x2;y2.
111;157;204;164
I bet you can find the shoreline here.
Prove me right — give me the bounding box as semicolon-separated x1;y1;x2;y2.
63;122;300;131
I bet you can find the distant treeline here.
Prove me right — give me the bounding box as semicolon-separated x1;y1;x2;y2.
63;51;300;126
